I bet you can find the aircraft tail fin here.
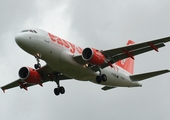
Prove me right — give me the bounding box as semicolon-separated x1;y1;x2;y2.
130;69;170;81
116;40;135;74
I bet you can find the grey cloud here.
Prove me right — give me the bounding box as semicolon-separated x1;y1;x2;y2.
0;1;38;32
1;0;170;120
66;0;170;48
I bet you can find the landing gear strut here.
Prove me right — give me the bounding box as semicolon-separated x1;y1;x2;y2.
53;73;65;96
96;67;107;84
34;54;41;69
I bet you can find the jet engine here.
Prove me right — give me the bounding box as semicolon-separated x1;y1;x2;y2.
82;47;106;65
19;67;42;84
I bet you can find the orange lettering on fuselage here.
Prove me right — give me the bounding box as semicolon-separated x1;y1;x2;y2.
62;39;70;48
48;32;82;54
76;46;82;54
68;42;75;53
48;33;57;42
57;37;63;46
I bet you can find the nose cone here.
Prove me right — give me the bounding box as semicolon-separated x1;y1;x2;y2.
15;33;25;47
15;33;34;54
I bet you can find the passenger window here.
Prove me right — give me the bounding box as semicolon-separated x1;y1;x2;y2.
33;30;37;33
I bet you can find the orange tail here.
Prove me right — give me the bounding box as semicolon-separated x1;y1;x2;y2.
116;40;135;74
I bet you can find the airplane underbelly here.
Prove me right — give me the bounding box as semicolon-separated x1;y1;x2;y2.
42;42;69;69
58;51;95;80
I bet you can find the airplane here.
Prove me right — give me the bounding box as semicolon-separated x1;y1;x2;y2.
1;28;170;96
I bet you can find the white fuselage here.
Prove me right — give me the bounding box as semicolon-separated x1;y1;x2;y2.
15;28;141;87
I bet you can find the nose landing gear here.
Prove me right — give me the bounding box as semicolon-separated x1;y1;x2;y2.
34;63;41;69
34;54;41;69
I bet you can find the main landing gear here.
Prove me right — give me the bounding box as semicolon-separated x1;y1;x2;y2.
34;54;41;69
96;74;107;84
53;73;65;96
96;68;107;84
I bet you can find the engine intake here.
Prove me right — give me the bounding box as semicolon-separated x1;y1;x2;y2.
19;67;29;79
19;67;41;84
82;48;106;65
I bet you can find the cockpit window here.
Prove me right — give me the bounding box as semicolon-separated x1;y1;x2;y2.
21;29;37;33
21;30;29;32
32;30;37;33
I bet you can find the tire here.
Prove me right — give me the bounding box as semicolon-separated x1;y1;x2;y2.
34;64;38;69
59;86;65;94
101;74;107;82
54;88;60;96
37;63;41;68
34;64;41;69
96;76;101;84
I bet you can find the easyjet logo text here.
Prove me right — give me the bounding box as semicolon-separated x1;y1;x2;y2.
48;33;82;54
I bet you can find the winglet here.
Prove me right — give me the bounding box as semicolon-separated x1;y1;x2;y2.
1;88;5;93
127;40;135;45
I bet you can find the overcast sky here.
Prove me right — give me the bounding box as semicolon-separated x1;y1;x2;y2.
1;0;170;120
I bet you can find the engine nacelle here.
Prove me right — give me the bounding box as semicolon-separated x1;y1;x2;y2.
19;67;41;84
82;47;106;65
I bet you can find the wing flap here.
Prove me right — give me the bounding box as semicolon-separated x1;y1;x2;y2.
130;69;170;81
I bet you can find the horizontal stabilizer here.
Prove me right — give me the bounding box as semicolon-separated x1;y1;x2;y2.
101;86;116;91
130;69;170;81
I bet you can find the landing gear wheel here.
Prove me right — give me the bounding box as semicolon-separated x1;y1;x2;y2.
96;76;101;84
34;64;38;69
101;74;107;82
54;87;65;96
59;86;65;94
54;88;60;96
34;63;41;69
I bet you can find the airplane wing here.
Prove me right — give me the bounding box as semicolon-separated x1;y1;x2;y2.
1;65;71;92
74;36;170;70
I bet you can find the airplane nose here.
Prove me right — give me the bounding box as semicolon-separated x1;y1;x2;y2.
15;33;25;46
15;34;22;44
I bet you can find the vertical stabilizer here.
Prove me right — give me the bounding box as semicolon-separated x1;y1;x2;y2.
116;40;135;74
